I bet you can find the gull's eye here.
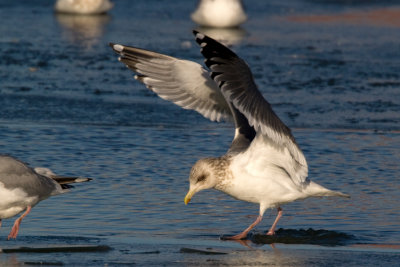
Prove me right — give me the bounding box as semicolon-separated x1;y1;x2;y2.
197;175;206;183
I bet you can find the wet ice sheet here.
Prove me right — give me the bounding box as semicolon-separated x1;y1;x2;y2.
1;235;399;266
0;123;398;241
0;1;399;131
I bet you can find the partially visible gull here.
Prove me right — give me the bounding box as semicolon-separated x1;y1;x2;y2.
0;155;91;240
110;31;349;240
191;0;247;28
54;0;113;15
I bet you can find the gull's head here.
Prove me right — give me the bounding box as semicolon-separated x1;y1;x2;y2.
34;167;57;178
184;158;218;205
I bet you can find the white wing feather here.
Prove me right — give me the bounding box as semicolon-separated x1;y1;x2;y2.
111;44;231;122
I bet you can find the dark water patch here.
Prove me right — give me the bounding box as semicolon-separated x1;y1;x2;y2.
307;57;347;69
347;100;399;112
100;261;135;266
368;80;400;87
1;47;52;69
1;245;111;254
19;86;33;92
368;118;399;124
250;228;355;246
93;89;115;95
7;235;104;245
0;93;207;127
180;247;228;255
24;261;64;266
287;111;300;121
285;77;341;90
330;86;346;94
132;250;160;254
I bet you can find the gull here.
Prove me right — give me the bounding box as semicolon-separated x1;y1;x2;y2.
0;155;91;240
191;0;247;28
54;0;113;15
110;31;349;240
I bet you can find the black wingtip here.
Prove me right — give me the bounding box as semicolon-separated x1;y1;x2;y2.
193;30;205;44
109;42;117;53
192;30;237;60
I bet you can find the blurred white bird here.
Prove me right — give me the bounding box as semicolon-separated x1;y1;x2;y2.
55;0;113;15
191;0;247;28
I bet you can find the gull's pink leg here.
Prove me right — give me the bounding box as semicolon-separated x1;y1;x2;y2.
266;207;282;235
7;206;32;240
0;219;2;228
224;215;263;240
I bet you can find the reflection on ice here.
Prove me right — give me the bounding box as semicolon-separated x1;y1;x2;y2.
250;228;355;246
194;26;247;46
1;245;111;253
55;13;110;49
0;235;108;266
180;247;228;255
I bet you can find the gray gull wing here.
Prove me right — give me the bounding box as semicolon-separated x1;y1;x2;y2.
193;31;308;184
109;43;231;122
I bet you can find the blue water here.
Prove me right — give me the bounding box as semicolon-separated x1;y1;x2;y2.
1;0;399;265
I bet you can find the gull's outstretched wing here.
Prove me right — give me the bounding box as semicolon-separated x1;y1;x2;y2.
193;31;308;184
110;43;231;122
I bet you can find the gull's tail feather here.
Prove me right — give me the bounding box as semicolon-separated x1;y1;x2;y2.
306;181;350;198
52;177;92;190
52;177;92;185
34;167;92;188
324;190;350;198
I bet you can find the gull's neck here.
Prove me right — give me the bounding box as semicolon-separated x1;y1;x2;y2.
203;155;234;191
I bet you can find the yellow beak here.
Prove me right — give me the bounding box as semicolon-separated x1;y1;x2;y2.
184;190;194;205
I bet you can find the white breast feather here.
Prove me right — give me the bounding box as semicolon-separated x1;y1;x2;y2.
0;182;39;219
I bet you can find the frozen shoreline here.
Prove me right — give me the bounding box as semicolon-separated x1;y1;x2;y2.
1;234;399;266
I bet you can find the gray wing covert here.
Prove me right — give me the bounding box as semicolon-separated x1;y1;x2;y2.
110;43;232;122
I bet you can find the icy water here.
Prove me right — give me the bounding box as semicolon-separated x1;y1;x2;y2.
1;0;399;265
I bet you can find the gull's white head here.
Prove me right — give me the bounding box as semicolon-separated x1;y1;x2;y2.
34;167;57;178
184;158;219;205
